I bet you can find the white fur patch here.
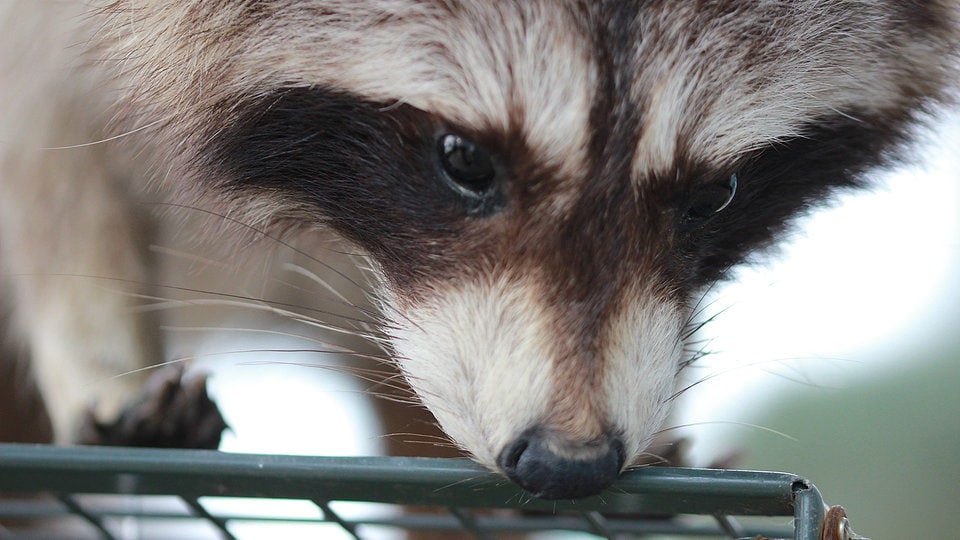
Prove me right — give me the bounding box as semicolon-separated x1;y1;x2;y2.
602;288;686;465
385;274;686;472
385;275;558;469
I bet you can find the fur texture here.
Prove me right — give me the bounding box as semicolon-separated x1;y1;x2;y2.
1;1;957;498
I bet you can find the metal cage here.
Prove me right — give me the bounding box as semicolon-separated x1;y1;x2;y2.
0;443;861;539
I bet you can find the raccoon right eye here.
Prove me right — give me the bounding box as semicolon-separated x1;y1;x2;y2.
438;133;497;196
681;173;738;227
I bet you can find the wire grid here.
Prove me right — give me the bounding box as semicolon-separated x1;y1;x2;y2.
0;443;827;539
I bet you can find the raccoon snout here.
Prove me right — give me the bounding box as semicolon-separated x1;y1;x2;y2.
497;428;625;500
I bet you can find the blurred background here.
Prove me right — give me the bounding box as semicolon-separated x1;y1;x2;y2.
674;109;960;538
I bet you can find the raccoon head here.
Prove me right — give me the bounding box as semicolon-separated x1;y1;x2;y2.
102;0;957;499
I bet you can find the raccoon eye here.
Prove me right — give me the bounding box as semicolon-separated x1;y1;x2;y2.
438;133;496;196
683;173;738;226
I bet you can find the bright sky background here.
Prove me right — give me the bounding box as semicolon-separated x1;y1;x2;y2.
674;110;960;462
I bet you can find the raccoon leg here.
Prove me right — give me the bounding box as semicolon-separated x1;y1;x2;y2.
0;142;227;448
0;302;53;443
0;140;163;444
0;149;227;448
0;1;227;448
0;1;161;445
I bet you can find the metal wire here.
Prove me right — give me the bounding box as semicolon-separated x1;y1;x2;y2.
0;443;828;539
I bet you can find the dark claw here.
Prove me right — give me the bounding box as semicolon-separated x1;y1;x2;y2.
77;364;228;449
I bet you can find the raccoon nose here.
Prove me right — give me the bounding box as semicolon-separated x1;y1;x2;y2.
497;429;625;500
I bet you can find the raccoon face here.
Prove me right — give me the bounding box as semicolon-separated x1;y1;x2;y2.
104;1;957;498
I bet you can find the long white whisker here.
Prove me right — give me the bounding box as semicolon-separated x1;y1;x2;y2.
162;325;393;360
656;420;800;443
142;296;389;342
90;357;194;386
282;262;355;307
143;202;373;295
31;118;165;150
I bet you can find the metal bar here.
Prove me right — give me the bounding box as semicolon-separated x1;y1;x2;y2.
447;506;494;540
713;513;745;538
0;498;69;519
581;511;615;539
792;479;826;540
56;494;115;540
0;443;840;538
0;444;805;517
182;497;238;540
312;500;362;540
0;495;799;537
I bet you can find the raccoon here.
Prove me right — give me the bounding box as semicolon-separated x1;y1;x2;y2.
0;1;956;499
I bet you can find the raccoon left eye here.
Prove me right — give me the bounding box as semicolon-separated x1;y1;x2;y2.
683;173;738;225
438;133;497;196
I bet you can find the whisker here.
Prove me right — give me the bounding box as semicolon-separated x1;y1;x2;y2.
18;272;381;332
141;287;396;343
87;357;194;387
277;263;384;333
678;341;715;372
379;433;459;451
681;303;733;342
655;420;799;443
143;297;389;343
239;360;414;393
143;202;373;296
163;324;373;347
282;262;356;309
432;473;497;496
32;118;165;150
666;354;854;403
628;451;672;468
153;278;384;331
682;283;724;327
381;432;453;444
149;245;237;273
367;394;422;407
149;246;406;336
161;325;391;359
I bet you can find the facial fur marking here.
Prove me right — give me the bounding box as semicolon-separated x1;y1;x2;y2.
628;2;957;178
209;87;518;289
678;109;934;290
584;2;644;191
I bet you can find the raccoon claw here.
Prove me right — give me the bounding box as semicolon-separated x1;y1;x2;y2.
77;364;228;450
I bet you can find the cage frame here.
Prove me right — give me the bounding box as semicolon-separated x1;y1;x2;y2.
0;443;847;539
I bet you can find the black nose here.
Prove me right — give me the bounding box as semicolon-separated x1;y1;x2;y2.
497;429;625;500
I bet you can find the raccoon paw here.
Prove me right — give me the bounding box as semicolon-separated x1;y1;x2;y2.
77;364;228;450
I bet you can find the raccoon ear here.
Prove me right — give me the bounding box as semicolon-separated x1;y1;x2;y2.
437;133;497;197
682;173;738;226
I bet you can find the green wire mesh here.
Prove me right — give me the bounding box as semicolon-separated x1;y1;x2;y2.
0;443;834;539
